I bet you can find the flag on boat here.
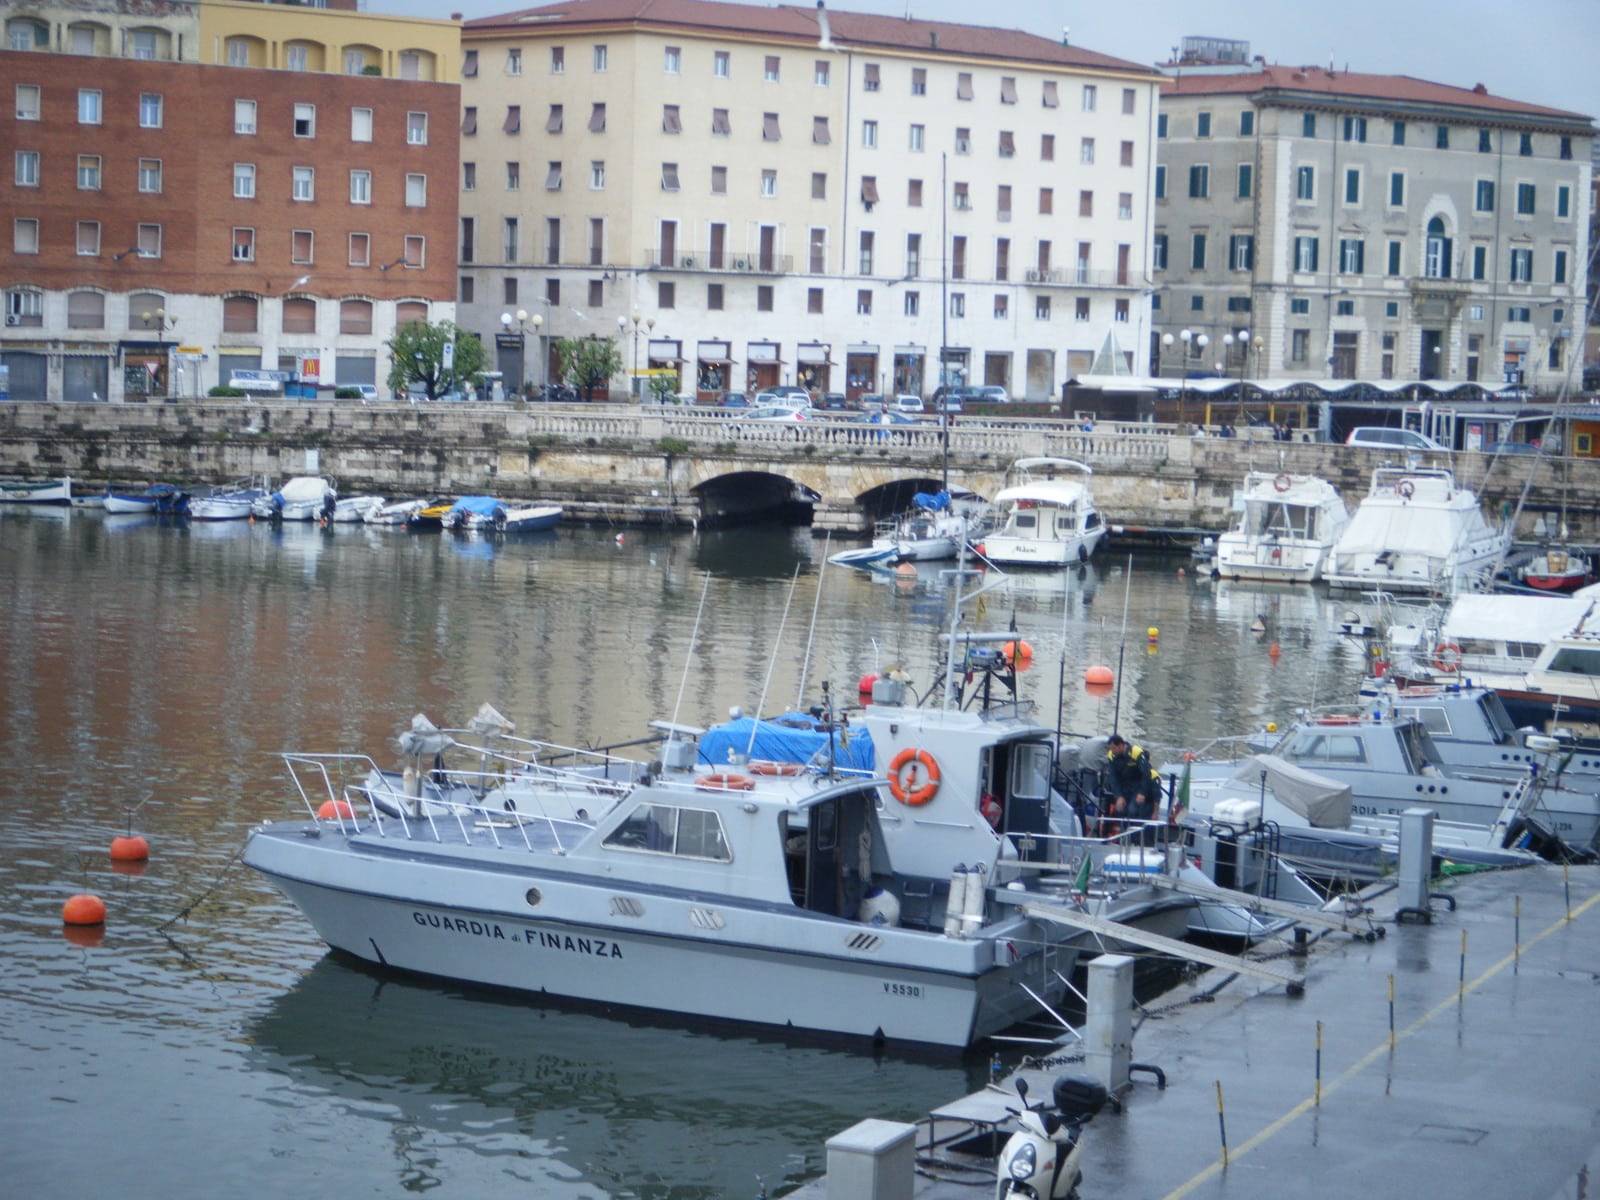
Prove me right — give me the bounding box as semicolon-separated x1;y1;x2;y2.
1170;760;1191;822
1074;853;1092;897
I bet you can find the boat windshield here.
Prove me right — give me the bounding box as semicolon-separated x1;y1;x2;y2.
1243;501;1316;539
1009;741;1053;801
1477;692;1520;741
603;801;732;861
1395;720;1445;775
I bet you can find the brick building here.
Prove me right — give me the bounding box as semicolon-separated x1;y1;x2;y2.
2;0;459;402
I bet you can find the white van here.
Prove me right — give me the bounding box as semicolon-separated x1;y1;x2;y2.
1344;427;1445;452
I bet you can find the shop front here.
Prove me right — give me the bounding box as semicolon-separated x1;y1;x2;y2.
64;352;111;403
746;341;781;393
845;345;879;404
892;346;926;398
695;340;732;401
120;340;171;401
796;342;832;397
646;338;685;402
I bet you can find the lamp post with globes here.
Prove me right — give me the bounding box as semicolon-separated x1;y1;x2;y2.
618;311;656;401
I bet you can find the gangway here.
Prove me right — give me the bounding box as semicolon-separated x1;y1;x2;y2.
1013;898;1307;993
1142;872;1381;938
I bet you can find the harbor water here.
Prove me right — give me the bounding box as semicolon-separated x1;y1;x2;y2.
0;510;1374;1198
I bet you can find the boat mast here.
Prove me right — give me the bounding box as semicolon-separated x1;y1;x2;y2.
940;150;950;494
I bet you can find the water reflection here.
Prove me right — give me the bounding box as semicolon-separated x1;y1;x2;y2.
247;956;979;1198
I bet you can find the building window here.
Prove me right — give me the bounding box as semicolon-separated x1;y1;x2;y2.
589;103;606;133
1118;192;1133;219
664;45;681;74
593;44;607;71
544;161;561;190
1117;140;1133;168
1560;135;1573;160
1290;329;1309;362
763;54;780;82
862;119;877;148
408;112;428;145
714;166;729;195
1035;296;1051;320
911;67;927;95
293;103;315;138
351;107;373;142
550;45;564;73
138;158;161;193
292;165;314;201
664;105;682;134
713;50;729;77
76;89;102;125
857;289;872;315
230;227;253;261
1389;172;1405;207
1080;137;1095;164
1387;241;1402;276
1152;233;1167;270
544;218;561;263
905;233;922;276
1506;306;1530;323
403;236;424;268
505;161;520;189
460;216;474;261
1157;113;1168;138
909;123;923;151
232;98;255;135
234;162;256;199
1339;238;1365;274
291;229;312;265
75;154;101;190
1302;113;1316;137
406;174;427;206
14;219;40;254
1343;116;1367;142
708;283;724;310
349;169;371;204
660;162;679;192
993;294;1008;319
902;291;919;316
1516;183;1536;215
1290;297;1310;314
1078;190;1092;217
349;233;369;266
463;107;477;135
1293;235;1318;273
1041;133;1054;161
660;281;677;309
1081;83;1096;112
1154;165;1166;199
763;112;781;141
1435;124;1450;149
807;287;823;314
1196;110;1210;137
712;108;730;136
1555;249;1569;284
1471;245;1487;280
460;49;477;78
1392;120;1407;145
139;93;163;129
1475;179;1495;212
464;162;477;190
1237;163;1252;199
1424;217;1451;278
503;47;521;75
1296;165;1315;201
906;179;922;206
814;58;829;86
1557;185;1571;218
1239;110;1254;136
758;285;774;312
503;217;518;262
1343;168;1360;204
761;169;776;197
1191;233;1207;270
590;161;606;189
997;185;1011;219
858;231;874;275
1230;233;1254;271
1188;164;1209;198
955;127;970;155
1040;188;1054;215
1510;247;1532;283
504;106;521;134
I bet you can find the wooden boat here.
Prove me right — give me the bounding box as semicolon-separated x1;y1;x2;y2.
0;477;72;505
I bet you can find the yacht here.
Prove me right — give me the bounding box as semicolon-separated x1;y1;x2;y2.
977;458;1105;567
1323;467;1510;595
1212;471;1350;583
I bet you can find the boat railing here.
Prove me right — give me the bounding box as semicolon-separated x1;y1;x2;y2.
281;753;602;856
430;728;647;784
1005;824;1180;890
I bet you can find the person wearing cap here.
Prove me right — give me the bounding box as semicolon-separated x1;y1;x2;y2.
1105;734;1160;838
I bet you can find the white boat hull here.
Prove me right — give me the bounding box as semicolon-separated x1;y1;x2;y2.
1213;539;1329;583
0;477;71;505
983;526;1106;567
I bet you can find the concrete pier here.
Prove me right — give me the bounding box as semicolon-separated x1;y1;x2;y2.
789;863;1600;1200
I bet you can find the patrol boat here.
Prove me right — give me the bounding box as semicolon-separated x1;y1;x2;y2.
243;681;1195;1050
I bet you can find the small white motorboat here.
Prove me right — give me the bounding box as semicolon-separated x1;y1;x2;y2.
501;503;561;533
0;477;72;505
977;458;1105;567
253;476;337;522
365;498;428;527
329;495;386;524
1213;471;1351;583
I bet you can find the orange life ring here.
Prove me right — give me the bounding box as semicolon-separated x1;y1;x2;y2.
1273;472;1292;493
1433;642;1462;673
1395;479;1416;499
749;759;803;776
695;772;756;792
887;747;941;806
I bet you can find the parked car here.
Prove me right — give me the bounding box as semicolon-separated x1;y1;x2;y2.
819;392;850;411
752;389;813;412
1344;426;1445;452
933;389;967;414
742;405;808;422
853;410;917;441
892;394;926;414
1483;440;1549;456
974;386;1011;405
341;383;380;404
717;392;750;408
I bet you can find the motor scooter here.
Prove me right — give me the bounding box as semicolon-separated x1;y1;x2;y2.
994;1074;1108;1199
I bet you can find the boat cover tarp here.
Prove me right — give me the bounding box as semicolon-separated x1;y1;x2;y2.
447;496;504;518
275;476;333;504
1333;494;1495;556
1441;594;1594;644
1226;754;1352;828
912;491;951;512
398;713;454;758
698;715;876;773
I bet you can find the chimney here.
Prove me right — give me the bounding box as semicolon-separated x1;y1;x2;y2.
816;1;833;50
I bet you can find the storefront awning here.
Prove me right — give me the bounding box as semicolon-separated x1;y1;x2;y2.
697;357;732;365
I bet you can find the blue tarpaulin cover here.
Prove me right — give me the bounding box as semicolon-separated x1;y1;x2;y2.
698;715;876;772
912;491;951;512
447;496;504;518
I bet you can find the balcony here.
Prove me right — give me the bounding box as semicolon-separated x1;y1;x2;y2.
648;251;794;275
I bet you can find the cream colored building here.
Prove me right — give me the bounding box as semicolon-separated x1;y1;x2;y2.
459;0;1161;402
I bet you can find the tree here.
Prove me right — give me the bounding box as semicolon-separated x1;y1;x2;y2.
552;336;623;402
386;319;487;401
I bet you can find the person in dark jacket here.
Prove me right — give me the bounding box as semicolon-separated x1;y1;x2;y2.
1105;734;1161;837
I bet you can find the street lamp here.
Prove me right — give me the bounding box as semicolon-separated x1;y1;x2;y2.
501;308;530;397
141;307;177;400
619;311;655;401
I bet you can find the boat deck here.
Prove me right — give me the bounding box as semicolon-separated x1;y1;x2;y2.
788;862;1600;1200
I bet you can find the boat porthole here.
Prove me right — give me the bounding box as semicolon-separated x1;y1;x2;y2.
525;887;542;907
1439;787;1447;794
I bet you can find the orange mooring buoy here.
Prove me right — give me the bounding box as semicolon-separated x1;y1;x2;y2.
1269;642;1282;658
62;923;106;948
317;799;355;820
63;893;107;926
110;834;150;862
1084;664;1114;685
1002;640;1034;672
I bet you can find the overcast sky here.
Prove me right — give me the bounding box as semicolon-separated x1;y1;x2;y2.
376;0;1599;123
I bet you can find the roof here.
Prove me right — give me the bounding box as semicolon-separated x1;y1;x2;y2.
1160;66;1592;125
467;0;1158;76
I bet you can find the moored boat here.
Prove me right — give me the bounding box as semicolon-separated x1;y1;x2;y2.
188;478;268;521
102;483;188;516
1520;547;1593;592
365;498;428;527
0;477;72;505
253;476;337;522
442;496;508;531
501;503;562;533
977;459;1104;567
1212;471;1350;583
329;495;386;524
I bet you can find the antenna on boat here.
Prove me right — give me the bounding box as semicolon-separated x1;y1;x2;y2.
1110;554;1133;735
668;573;714;757
746;564;804;756
795;533;831;709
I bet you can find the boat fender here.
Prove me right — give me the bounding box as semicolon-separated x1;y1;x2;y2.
887;747;941;805
694;773;755;792
1433;642;1462;674
1395;479;1416;500
943;865;969;937
961;862;987;933
749;759;804;776
1273;472;1292;493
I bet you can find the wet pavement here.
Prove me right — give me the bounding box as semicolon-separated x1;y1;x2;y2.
790;863;1600;1200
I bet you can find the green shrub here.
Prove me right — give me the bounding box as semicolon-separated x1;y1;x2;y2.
659;437;690;455
333;387;364;400
208;385;247;398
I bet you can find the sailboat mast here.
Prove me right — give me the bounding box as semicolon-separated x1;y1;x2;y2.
940;150;950;493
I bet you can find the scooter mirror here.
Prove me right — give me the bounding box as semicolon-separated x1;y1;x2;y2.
1015;1078;1030;1103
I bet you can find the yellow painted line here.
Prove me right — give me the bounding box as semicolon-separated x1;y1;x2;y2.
1160;885;1600;1199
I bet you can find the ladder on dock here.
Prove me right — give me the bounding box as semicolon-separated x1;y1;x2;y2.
1020;900;1306;993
